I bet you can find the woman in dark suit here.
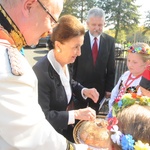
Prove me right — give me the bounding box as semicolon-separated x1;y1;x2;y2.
33;15;99;142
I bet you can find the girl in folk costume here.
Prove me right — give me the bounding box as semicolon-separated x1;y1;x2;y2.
108;42;150;111
106;67;150;150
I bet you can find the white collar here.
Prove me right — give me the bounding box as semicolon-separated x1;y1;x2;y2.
47;50;69;77
47;50;71;103
89;31;101;42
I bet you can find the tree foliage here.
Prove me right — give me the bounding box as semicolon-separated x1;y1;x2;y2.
97;0;140;40
62;0;141;41
126;26;150;43
61;0;97;22
143;11;150;34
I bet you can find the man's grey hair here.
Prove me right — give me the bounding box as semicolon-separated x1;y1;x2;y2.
87;7;105;21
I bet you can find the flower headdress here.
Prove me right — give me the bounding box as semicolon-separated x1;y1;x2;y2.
127;46;150;55
112;93;150;116
107;93;150;150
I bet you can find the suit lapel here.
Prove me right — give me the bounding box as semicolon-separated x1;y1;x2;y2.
84;32;93;60
98;33;106;56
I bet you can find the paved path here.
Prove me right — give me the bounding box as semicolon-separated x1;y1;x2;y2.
24;47;48;67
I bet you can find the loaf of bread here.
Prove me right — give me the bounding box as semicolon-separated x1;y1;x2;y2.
79;118;111;148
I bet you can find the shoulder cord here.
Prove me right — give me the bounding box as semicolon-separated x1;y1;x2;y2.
0;41;23;76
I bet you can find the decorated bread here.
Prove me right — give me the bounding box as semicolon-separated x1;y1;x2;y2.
79;118;111;149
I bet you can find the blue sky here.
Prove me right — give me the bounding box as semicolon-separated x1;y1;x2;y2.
136;0;149;25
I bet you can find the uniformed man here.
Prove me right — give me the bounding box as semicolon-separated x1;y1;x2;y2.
0;0;89;149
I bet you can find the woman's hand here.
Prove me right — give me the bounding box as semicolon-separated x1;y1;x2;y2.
74;107;96;121
83;88;99;103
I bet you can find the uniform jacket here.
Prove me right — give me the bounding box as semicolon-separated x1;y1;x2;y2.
73;31;115;102
0;40;70;150
33;55;84;139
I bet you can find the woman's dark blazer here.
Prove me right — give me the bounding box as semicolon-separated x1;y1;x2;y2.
33;55;84;140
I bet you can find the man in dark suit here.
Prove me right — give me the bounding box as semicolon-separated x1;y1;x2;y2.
73;7;115;113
